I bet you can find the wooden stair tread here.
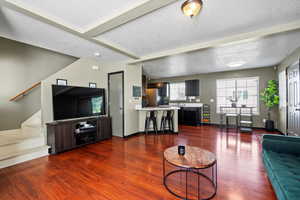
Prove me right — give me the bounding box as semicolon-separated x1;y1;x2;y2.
0;145;49;161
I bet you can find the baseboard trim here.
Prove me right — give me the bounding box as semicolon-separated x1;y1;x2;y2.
124;131;179;138
124;132;141;138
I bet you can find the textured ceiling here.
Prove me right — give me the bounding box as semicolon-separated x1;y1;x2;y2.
142;29;300;78
0;0;300;74
100;0;300;56
8;0;146;31
0;7;129;61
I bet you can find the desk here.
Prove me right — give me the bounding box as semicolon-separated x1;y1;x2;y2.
220;107;254;132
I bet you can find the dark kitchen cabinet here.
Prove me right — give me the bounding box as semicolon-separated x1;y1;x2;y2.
142;75;147;96
47;116;112;154
158;83;169;97
148;83;160;89
178;107;201;126
185;80;200;96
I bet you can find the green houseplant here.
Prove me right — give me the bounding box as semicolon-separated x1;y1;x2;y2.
260;80;279;131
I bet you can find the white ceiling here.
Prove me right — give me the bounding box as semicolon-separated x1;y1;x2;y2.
0;7;129;61
100;0;300;56
8;0;146;31
142;29;300;79
0;0;300;76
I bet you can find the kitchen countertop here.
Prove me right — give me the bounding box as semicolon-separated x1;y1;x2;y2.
136;106;180;111
170;103;203;107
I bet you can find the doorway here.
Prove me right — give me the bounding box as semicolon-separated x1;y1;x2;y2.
287;61;300;136
108;71;124;137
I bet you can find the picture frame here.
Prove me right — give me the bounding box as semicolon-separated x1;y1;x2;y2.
132;86;141;97
56;79;67;86
89;82;97;88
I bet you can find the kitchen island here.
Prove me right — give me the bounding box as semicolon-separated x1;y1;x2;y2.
136;107;180;133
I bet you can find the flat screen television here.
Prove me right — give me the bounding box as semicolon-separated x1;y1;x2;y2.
52;85;105;121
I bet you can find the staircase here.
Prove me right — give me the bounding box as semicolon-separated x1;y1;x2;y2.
0;110;49;169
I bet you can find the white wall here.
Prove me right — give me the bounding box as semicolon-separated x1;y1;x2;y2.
101;63;142;136
124;64;142;135
41;58;142;137
277;47;300;134
0;37;76;131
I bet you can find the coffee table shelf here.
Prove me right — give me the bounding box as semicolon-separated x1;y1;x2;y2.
163;146;217;200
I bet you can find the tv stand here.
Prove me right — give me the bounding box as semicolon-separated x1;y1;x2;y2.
47;116;112;154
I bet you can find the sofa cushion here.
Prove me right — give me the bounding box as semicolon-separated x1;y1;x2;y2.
264;150;300;200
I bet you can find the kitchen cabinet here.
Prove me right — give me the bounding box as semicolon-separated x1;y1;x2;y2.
147;82;169;97
185;80;200;96
158;83;169;97
178;107;202;126
142;75;147;96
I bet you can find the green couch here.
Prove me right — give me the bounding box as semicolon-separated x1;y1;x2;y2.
262;134;300;200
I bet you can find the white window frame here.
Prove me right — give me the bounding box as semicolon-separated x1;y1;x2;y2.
169;82;186;101
216;77;260;115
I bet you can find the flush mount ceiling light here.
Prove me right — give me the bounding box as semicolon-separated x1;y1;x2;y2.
227;61;246;68
94;52;100;57
92;65;99;70
181;0;203;17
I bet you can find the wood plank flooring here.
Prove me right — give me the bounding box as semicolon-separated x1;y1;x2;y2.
0;125;277;200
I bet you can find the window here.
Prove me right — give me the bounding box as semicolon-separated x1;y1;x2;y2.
216;77;259;114
91;96;103;114
170;82;186;101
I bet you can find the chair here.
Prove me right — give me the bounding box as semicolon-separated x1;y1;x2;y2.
145;111;158;134
225;113;239;128
160;110;174;133
220;107;239;128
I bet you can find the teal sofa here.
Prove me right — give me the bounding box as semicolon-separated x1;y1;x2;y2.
262;134;300;200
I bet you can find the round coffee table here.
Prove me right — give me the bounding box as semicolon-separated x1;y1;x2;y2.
163;146;217;200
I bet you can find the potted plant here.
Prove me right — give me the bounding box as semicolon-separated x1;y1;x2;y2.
260;80;279;131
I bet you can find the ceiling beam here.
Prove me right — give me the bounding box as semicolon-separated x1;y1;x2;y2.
83;0;179;37
128;20;300;64
2;0;140;59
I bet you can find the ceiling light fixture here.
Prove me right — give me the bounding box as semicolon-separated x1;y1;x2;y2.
181;0;203;17
92;65;99;70
94;52;100;57
227;61;246;68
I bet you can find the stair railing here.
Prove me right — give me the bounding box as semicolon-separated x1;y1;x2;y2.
9;82;41;102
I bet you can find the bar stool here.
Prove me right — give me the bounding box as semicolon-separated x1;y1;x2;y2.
160;110;174;133
145;110;158;134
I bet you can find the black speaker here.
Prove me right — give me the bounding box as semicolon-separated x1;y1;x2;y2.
178;145;186;156
265;120;274;132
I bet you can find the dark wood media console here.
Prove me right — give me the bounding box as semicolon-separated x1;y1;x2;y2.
47;116;112;154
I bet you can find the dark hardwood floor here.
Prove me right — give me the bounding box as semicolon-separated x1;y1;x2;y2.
0;125;278;200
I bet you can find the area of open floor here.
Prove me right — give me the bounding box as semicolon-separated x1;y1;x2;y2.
0;126;278;200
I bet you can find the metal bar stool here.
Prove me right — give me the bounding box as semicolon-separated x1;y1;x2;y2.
145;110;158;134
160;110;174;133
